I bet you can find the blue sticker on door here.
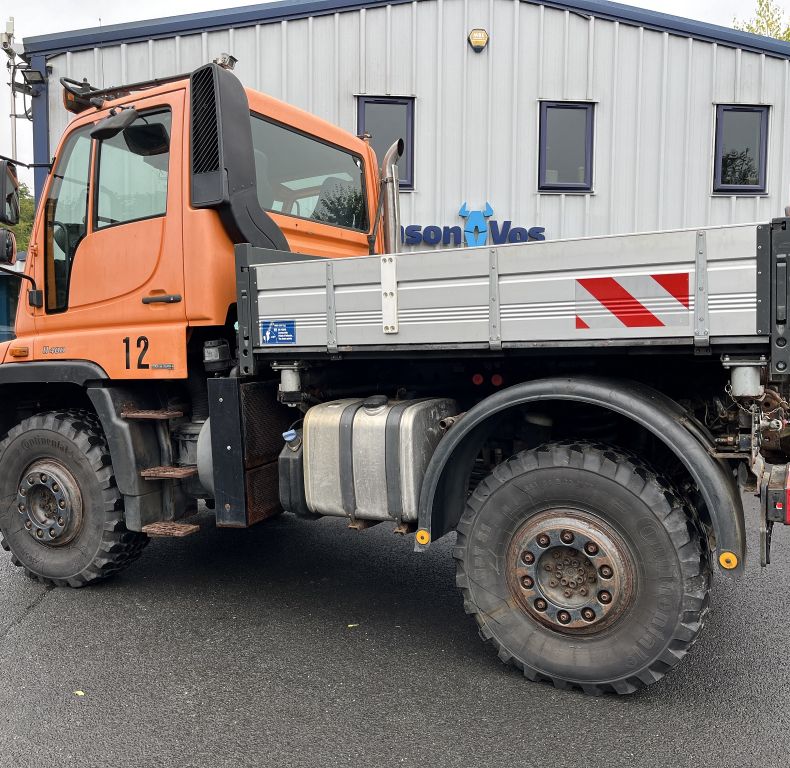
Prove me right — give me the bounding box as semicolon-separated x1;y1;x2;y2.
260;320;296;345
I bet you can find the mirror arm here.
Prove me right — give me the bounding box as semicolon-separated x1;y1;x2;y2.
0;265;38;291
0;154;52;170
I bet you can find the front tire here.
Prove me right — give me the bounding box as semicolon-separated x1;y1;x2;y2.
454;442;711;694
0;410;148;587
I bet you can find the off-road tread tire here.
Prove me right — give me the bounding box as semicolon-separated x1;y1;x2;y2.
453;441;712;695
0;410;148;587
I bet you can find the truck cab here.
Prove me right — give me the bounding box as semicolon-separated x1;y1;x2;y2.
1;64;387;380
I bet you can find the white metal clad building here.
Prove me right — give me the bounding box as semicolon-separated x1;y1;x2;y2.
22;0;790;246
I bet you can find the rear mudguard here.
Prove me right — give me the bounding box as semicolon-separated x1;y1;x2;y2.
417;376;745;575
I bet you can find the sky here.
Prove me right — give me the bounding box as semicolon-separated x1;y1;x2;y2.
0;0;768;187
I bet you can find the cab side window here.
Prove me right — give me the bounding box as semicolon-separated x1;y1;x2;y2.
95;110;171;229
249;114;368;232
44;126;92;313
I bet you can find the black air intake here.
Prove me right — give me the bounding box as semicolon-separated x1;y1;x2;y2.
188;63;290;252
191;66;221;179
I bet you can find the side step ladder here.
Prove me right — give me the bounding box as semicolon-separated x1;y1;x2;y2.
140;466;198;480
120;408;184;420
142;522;200;537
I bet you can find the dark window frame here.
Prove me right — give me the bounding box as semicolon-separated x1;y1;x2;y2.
538;101;594;193
44;124;94;314
357;96;415;190
92;108;172;232
713;104;769;194
250;110;371;234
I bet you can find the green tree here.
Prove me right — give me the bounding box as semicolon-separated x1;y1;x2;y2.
9;183;35;253
734;0;790;40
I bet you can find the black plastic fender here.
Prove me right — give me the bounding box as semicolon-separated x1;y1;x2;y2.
416;376;746;575
87;386;164;531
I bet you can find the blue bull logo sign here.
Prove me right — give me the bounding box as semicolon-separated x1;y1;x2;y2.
459;201;494;246
402;203;545;247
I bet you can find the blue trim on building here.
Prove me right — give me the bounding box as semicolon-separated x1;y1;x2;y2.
29;54;50;203
23;0;790;60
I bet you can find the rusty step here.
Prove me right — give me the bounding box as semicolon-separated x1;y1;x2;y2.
120;408;184;420
140;465;198;480
142;521;200;537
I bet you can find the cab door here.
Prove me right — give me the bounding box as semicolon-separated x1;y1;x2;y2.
34;90;187;379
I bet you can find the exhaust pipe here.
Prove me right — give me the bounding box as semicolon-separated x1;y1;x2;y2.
380;138;404;254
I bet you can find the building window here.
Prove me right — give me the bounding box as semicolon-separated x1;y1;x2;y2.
538;101;594;192
713;105;768;194
357;97;414;190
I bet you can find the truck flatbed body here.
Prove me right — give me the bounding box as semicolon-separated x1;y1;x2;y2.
240;224;768;359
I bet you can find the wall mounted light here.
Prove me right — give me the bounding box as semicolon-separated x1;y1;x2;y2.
468;28;489;53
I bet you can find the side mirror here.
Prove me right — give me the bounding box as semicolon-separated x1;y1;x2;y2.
123;122;169;156
0;160;19;226
0;229;17;266
90;107;140;141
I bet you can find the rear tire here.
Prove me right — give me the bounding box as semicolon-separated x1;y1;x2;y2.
0;410;148;587
454;441;711;694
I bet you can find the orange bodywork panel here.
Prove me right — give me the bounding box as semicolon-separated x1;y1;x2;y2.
8;75;383;379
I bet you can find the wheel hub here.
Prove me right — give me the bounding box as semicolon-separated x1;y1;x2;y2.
16;460;82;546
508;509;635;634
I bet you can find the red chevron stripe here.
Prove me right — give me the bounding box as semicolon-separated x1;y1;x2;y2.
577;277;663;328
651;273;690;309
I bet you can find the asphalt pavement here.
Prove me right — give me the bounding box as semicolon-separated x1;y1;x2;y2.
0;495;788;768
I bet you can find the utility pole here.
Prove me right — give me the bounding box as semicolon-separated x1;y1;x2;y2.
2;18;16;159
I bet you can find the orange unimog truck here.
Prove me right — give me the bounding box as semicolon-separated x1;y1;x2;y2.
3;60;790;695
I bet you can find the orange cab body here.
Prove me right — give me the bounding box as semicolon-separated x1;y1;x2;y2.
3;78;383;380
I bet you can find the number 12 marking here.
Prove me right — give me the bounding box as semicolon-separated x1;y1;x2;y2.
123;336;150;369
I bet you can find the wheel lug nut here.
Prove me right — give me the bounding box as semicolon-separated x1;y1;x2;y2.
27;476;34;485
599;565;613;579
560;530;574;544
536;534;550;548
584;542;599;556
58;500;66;509
522;551;535;565
24;520;32;530
40;474;47;483
17;503;25;513
557;610;571;624
49;529;56;538
52;483;59;493
521;575;534;589
57;516;65;526
35;529;43;539
534;598;547;612
19;487;26;496
581;607;596;622
598;590;612;604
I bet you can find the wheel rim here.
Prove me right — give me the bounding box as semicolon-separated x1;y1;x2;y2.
15;460;83;547
507;509;636;635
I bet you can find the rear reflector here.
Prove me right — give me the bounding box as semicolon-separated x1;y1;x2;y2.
765;464;790;525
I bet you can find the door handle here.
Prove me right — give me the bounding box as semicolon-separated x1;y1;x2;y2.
142;294;182;305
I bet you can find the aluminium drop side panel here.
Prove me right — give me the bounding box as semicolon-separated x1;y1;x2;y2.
251;224;760;351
